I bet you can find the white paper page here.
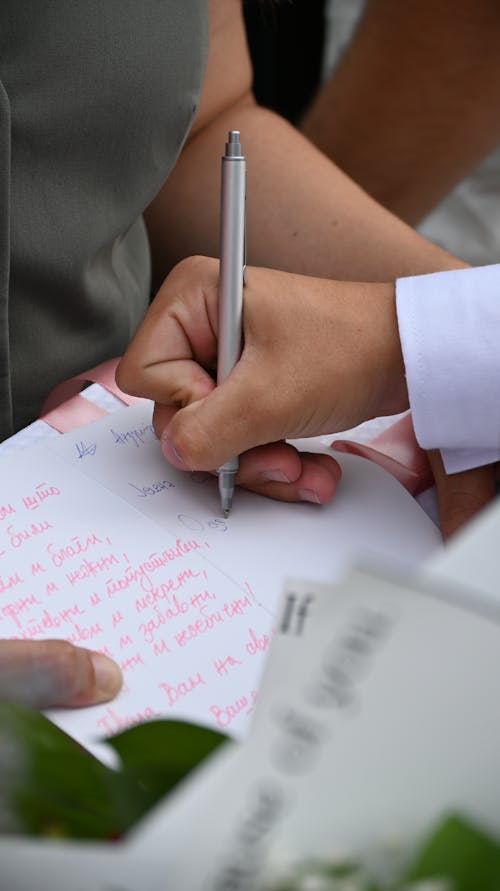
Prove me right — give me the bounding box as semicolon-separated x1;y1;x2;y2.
247;572;500;870
0;839;159;891
46;400;440;578
130;568;500;891
1;401;440;758
0;445;270;755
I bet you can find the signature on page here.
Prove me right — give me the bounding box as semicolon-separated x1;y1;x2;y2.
75;440;97;459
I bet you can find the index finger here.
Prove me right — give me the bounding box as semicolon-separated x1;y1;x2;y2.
117;256;220;406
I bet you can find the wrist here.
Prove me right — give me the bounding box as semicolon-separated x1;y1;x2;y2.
368;281;409;418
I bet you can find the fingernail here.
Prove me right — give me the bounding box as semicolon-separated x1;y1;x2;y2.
161;436;187;469
90;652;123;701
299;489;322;504
260;469;291;483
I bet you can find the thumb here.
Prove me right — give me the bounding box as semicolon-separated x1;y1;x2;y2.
0;640;123;709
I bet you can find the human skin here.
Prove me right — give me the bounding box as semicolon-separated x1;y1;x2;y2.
0;640;122;708
118;257;408;502
301;0;500;224
144;0;462;289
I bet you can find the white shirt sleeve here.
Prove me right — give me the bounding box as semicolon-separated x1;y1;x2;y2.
395;264;500;474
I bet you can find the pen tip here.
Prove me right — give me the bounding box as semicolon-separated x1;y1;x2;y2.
223;508;231;519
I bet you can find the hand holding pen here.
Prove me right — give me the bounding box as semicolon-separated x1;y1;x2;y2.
217;130;246;517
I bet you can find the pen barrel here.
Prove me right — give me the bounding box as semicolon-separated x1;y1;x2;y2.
217;154;246;385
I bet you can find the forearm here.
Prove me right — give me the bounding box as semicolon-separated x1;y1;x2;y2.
301;0;500;225
146;97;463;289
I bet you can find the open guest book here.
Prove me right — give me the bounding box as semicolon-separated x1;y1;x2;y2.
0;393;441;758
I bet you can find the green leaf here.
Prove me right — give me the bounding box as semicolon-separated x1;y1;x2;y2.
402;813;500;891
107;718;225;772
0;700;226;840
104;719;228;826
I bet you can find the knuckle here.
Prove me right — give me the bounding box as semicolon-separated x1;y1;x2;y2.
171;254;216;283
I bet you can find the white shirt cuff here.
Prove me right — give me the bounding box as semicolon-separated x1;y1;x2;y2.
396;264;500;474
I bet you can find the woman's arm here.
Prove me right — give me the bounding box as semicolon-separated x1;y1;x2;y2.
145;0;464;291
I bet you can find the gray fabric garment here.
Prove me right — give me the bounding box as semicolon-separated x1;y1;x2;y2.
0;1;208;439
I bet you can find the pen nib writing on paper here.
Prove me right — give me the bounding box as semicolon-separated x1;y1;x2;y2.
217;130;246;518
219;459;238;518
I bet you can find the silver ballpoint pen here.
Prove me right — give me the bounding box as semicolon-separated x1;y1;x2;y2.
217;130;246;517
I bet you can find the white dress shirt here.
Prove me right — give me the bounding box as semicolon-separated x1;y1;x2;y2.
396;264;500;473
